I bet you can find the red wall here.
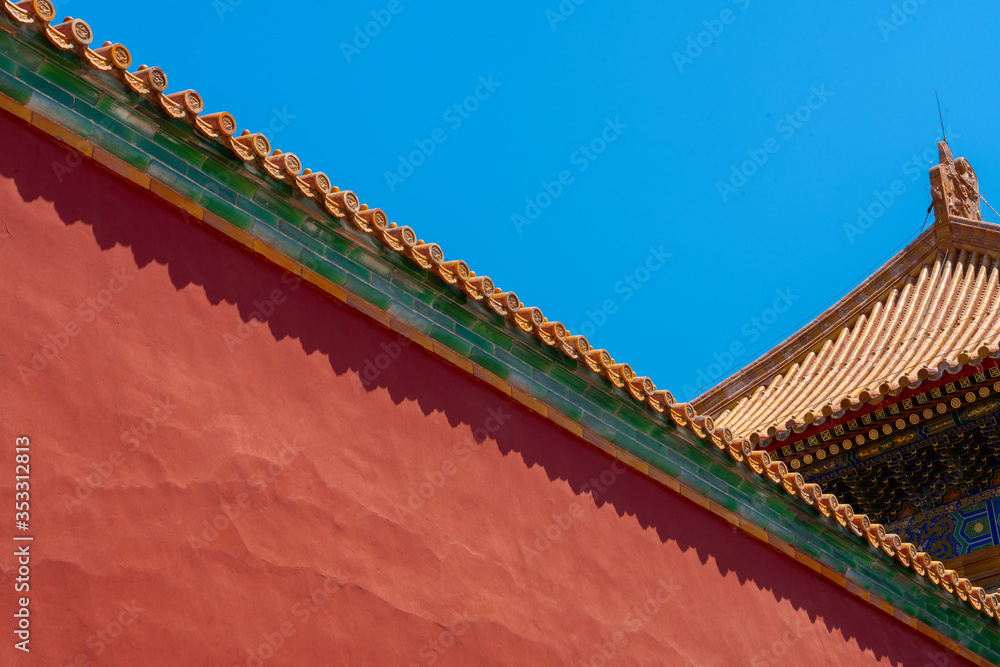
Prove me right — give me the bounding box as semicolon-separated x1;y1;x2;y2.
0;109;974;666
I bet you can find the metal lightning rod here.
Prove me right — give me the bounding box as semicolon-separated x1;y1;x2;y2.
936;91;947;143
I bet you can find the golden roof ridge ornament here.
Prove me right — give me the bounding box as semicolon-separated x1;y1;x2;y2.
930;141;982;225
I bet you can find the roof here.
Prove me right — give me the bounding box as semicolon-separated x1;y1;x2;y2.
698;221;1000;446
702;216;1000;447
1;4;998;661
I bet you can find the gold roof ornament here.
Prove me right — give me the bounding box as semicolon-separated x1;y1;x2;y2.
931;141;982;224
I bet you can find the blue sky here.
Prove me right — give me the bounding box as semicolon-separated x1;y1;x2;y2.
71;0;1000;401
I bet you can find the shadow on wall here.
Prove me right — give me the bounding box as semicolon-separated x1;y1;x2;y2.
0;111;969;666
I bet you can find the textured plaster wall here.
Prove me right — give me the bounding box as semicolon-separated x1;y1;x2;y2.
0;109;975;666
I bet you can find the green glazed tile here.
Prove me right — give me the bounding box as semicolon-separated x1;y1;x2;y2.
677;444;714;472
201;193;255;231
529;367;570;398
411;299;459;333
133;134;189;173
582;385;623;415
505;369;547;402
17;65;73;106
252;189;307;225
236;194;280;226
90;127;149;171
95;95;158;138
343;275;391;311
151;129;207;169
391;271;438;306
472;320;516;351
644;449;682;479
616;405;658;436
611;432;651;462
4;41;42;73
675;469;713;498
454;324;495;352
492;348;533;379
312;224;353;256
193;167;238;205
469;349;510;381
431;295;480;330
383;250;431;284
155;116;195;142
0;51;21;76
146;161;204;204
297;248;348;284
277;219;325;255
0;32;18;58
37;60;98;106
579;413;617;443
249;222;302;261
372;275;412;309
509;341;554;374
202;157;258;199
348;247;394;281
706;462;746;491
73;102;136;143
386;302;435;335
324;251;370;284
0;68;30;104
26;91;93;137
544;363;589;395
429;327;474;357
544;392;585;422
705;488;741;514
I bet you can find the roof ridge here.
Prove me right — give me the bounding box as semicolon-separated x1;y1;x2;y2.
4;0;999;639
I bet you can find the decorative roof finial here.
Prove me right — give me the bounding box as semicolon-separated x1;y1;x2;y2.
929;141;981;224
